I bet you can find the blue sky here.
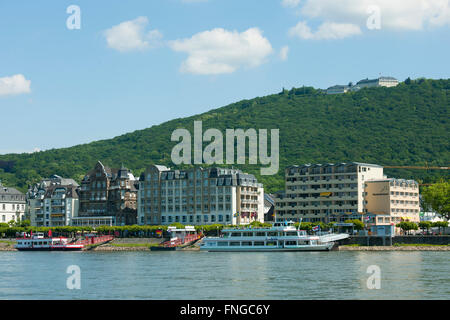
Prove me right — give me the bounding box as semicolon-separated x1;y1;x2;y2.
0;0;449;154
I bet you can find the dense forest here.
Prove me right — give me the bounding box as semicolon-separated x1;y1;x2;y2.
0;78;449;193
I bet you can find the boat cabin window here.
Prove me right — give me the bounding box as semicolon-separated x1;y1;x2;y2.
267;232;277;237
285;241;297;245
231;232;241;237
254;241;265;246
230;242;241;246
266;241;277;246
256;232;266;237
285;232;298;236
242;232;253;237
217;242;229;246
242;241;252;246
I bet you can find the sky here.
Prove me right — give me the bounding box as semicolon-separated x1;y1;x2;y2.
0;0;449;154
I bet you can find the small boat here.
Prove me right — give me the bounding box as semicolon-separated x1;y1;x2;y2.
200;220;349;252
15;232;84;251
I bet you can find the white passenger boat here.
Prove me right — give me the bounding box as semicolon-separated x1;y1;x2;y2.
200;220;349;252
15;232;84;251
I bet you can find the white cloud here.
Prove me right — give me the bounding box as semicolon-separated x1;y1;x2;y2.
104;16;162;52
279;46;289;61
289;21;362;40
0;74;31;97
169;28;273;75
281;0;301;8
294;0;450;31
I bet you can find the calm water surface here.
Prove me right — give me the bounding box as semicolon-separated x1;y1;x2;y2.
0;251;448;299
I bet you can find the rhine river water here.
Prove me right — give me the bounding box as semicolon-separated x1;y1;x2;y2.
0;251;448;300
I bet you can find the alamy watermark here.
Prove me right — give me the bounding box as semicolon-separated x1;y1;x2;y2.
366;265;381;289
171;121;279;175
367;5;381;30
66;5;81;30
66;265;81;290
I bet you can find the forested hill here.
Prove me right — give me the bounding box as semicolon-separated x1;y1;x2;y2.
1;78;449;193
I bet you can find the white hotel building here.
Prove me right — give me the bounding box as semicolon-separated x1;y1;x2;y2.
138;165;264;226
0;181;26;224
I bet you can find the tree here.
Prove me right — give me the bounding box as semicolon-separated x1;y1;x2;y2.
432;221;448;235
345;219;365;231
396;221;418;235
418;221;432;234
422;181;450;221
19;219;31;228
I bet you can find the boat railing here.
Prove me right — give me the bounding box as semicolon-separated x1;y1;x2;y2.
161;233;202;248
74;235;114;246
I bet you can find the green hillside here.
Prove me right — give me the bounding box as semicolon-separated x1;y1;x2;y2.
1;78;449;193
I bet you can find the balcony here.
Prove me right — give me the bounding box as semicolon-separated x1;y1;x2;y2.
51;201;65;207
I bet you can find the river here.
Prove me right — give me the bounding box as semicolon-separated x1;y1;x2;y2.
0;251;448;299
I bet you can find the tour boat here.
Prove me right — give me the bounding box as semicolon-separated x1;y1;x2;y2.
199;220;349;252
15;232;84;251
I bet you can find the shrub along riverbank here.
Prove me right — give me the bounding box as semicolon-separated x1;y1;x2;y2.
0;221;339;238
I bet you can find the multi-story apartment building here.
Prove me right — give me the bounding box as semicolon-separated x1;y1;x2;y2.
365;178;420;232
76;161;138;226
0;181;26;224
275;163;384;223
138;165;264;226
27;175;79;227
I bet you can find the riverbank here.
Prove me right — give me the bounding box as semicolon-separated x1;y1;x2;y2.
338;245;450;251
2;238;450;252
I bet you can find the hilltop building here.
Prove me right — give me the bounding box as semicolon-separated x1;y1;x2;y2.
354;77;399;90
0;181;26;224
326;76;399;94
26;175;79;227
138;165;264;226
326;85;351;95
74;161;138;227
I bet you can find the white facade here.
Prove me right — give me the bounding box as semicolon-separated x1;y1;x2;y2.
356;77;399;89
0;182;26;224
27;176;79;227
138;166;264;226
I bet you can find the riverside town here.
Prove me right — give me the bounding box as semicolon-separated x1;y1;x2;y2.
0;157;448;252
2;1;449;308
